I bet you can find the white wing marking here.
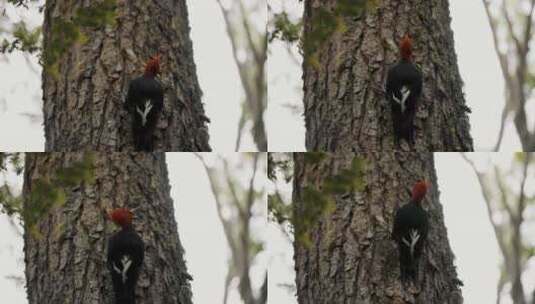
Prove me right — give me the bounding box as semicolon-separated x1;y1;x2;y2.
401;229;420;258
392;86;411;113
136;100;153;126
113;255;133;284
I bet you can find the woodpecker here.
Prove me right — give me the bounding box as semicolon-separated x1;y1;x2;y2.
107;208;144;304
125;55;164;151
391;181;429;282
385;35;423;145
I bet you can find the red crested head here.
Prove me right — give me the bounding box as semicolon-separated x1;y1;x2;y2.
411;180;429;203
144;54;161;77
399;34;413;61
109;208;133;228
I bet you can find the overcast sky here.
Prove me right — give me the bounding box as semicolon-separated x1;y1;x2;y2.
267;0;519;152
0;0;257;152
268;153;535;304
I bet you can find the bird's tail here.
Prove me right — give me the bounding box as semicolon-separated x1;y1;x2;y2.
115;290;136;304
400;258;418;282
399;246;418;282
393;115;415;145
134;129;153;151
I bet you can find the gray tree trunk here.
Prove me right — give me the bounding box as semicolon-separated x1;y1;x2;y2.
42;0;211;151
293;152;463;304
302;0;473;152
23;152;193;304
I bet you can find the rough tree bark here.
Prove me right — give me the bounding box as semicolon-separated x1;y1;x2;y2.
23;152;193;304
42;0;211;151
293;152;463;304
302;1;473;152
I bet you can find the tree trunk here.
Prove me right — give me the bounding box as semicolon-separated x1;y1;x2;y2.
302;0;473;152
23;152;193;304
42;0;211;152
293;152;463;304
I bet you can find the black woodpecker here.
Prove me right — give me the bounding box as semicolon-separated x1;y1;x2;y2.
385;35;423;145
107;208;144;304
392;180;430;282
124;55;164;151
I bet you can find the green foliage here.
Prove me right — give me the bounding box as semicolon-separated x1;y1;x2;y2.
295;156;367;246
323;157;366;194
40;0;117;75
0;184;23;217
0;153;24;217
268;153;367;246
267;153;294;227
301;8;336;68
75;0;117;28
268;153;292;182
303;152;326;164
6;0;38;8
0;22;42;54
42;18;81;76
269;1;379;66
268;192;292;225
0;153;24;174
250;239;264;257
3;0;117;75
513;152;535;165
335;0;365;16
300;0;378;67
21;153;95;234
295;185;336;246
526;71;535;89
524;245;535;259
335;0;379;16
269;12;302;43
55;153;96;187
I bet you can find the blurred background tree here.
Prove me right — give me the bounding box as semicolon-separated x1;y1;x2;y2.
217;0;267;151
463;153;535;304
267;1;303;138
482;0;535;151
0;0;42;125
197;153;267;304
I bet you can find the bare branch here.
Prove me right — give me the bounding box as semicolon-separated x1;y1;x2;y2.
460;154;510;261
493;165;514;219
216;0;267;151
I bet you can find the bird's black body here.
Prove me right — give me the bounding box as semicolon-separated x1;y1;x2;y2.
125;75;164;151
392;200;428;282
107;226;144;304
385;60;423;145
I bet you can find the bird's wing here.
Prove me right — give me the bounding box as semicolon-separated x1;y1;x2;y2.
152;82;164;111
132;233;145;267
125;80;139;111
107;237;116;270
391;208;402;240
385;66;396;98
